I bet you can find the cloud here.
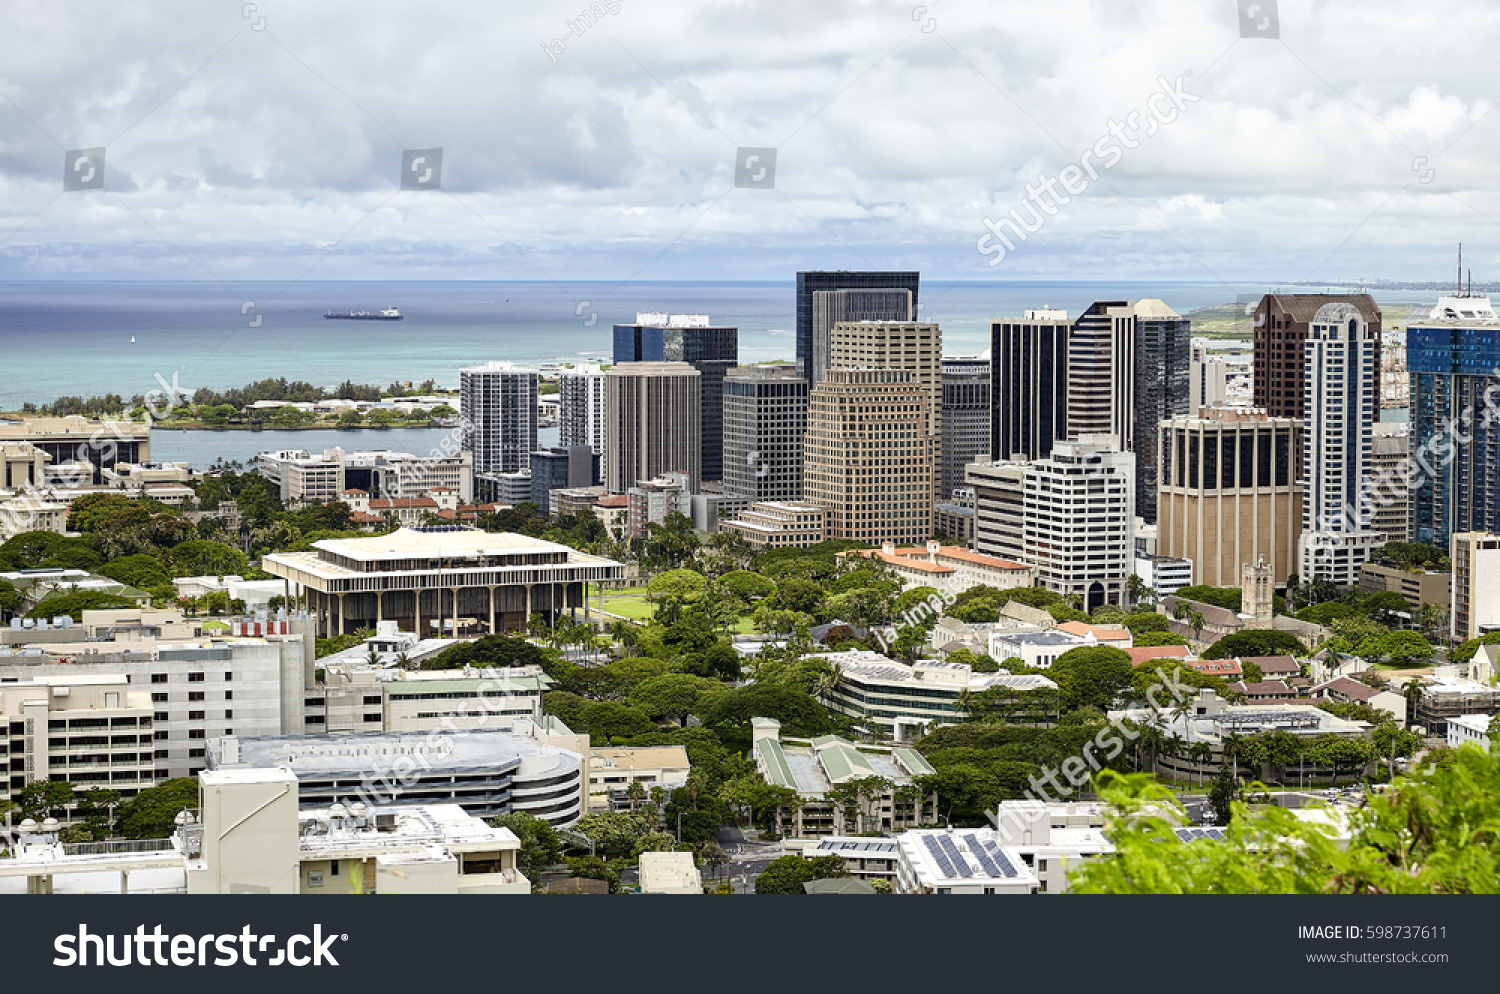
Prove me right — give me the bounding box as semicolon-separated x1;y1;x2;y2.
0;0;1498;283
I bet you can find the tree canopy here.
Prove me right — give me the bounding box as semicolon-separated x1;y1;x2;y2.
1201;629;1308;660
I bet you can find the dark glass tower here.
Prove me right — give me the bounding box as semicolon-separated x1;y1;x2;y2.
795;271;920;381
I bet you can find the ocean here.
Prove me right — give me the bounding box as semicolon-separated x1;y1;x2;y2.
0;278;1365;412
147;425;562;470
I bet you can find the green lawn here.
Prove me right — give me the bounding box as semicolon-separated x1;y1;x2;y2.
600;587;757;632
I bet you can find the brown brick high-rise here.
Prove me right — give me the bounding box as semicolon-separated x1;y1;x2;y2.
1252;293;1382;419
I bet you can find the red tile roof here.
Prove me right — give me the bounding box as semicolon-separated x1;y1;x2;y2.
368;497;438;510
1125;644;1193;666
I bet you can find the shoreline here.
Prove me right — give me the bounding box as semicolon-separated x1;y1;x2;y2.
149;424;456;432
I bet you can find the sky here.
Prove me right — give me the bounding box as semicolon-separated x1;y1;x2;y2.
1;0;1498;284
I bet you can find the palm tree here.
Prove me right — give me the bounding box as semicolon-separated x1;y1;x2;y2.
1190;741;1215;787
1222;730;1245;780
1402;680;1425;731
625;781;645;811
1126;573;1151;608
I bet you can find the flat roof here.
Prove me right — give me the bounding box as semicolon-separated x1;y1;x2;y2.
216;729;582;777
311;527;573;561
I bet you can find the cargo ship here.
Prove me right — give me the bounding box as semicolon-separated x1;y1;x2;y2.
325;307;402;320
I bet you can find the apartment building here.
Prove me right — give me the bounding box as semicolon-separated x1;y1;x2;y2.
461;361;539;500
558;363;608;479
1452;531;1500;641
1253;292;1382;422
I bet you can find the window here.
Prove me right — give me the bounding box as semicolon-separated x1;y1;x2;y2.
187;672;205;683
363;695;382;706
154;749;169;759
330;860;340;877
224;690;233;701
188;749;205;759
363;713;382;723
151;674;168;684
188;691;205;702
223;672;233;682
152;693;168;703
306;715;325;725
224;710;233;720
154;730;168;741
189;729;205;739
188;710;205;721
153;712;168;722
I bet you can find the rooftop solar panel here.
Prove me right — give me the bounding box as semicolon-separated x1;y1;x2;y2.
962;834;1004;878
977;837;1019;877
921;835;955;877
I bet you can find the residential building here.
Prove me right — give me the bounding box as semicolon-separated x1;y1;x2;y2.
1156;407;1301;586
1190;340;1228;413
802;368;934;546
1407;295;1500;548
0;416;150;485
721;500;826;550
254;448;477;505
894;828;1040;895
626;472;692;539
1299;302;1383;587
808;286;914;386
968;436;1135;610
991;308;1071;462
1134;552;1193;600
261;525;624;638
604;362;701;494
1357;562;1448;614
1452;531;1500;641
1252;292;1382;421
529;447;600;515
750;718;937;836
0;768;530;895
940;353;991;500
460;361;538;502
1447;713;1492;750
208;728;586;824
1310;676;1407;725
558;363;608;478
721;365;808;500
844;541;1035;594
1370;422;1409;542
795;271;920;382
814;649;1058;736
613;314;737;482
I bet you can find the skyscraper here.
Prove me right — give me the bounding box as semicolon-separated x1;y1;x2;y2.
795;271;920;381
460;361;538;500
1156;407;1301;586
803;368;933;545
940;353;991;500
559;363;607;478
722;365;808;501
990;308;1071;462
1407;295;1500;549
1253;293;1382;420
1189;340;1228;413
613;313;737;482
809;287;913;386
605;362;701;495
1298;302;1383;586
1130;299;1192;523
967;436;1135;610
1067;300;1134;442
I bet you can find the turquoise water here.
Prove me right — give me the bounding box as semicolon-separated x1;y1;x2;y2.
150;425;562;470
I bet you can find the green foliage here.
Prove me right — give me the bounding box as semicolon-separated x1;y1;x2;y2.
19;780;76;819
1073;744;1500;893
717;570;775;603
117;778;199;839
1048;645;1135;711
1449;631;1500;667
1377;541;1448;571
96;553;173;590
1207;764;1241;826
0;578;18;617
1132;631;1188;647
1355;630;1435;667
648;568;708;602
1201;629;1308;660
572;810;657;859
629;673;726;726
1173;585;1243;611
27;590;139;621
314;628;374;659
423;633;554;671
168;540;249;578
489;811;561;889
699;684;836;738
1295;601;1362;626
754;854;847;894
542;693;659;740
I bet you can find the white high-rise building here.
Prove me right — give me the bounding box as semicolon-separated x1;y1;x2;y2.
460;361;539;499
1297;303;1383;586
1189;340;1228;413
559;363;608;479
968;435;1135;610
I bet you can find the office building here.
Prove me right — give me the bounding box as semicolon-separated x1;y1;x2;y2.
0;417;150;486
968;436;1135;610
750;718;937;836
1447;713;1492;750
991;308;1071;462
460;361;539;500
262;525;624;638
894;829;1041;895
940;353;991;500
933;489;975;546
829;320;943;429
208;728;587;824
721;501;826;550
795;271;920;381
808;287;914;386
255;447;474;505
1156;407;1301;586
689;492;751;534
1130;300;1192;523
802;369;934;545
1253;293;1382;421
1452;531;1500;641
1298;303;1383;587
1190;340;1228;413
604;362;701;494
1407;295;1500;548
1133;552;1193;600
846;542;1035;594
1357;562;1448;614
529;447;600;515
613;314;737;482
625;472;691;539
558;363;608;476
722;365;808;500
